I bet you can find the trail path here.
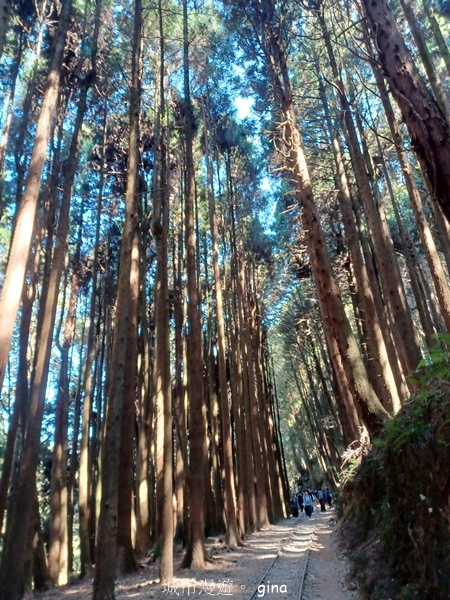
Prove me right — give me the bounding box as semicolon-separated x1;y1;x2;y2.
36;507;360;599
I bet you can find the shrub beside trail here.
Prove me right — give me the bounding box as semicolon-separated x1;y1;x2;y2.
340;379;450;600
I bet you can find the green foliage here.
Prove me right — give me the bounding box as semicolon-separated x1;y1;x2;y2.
407;333;450;385
341;379;450;599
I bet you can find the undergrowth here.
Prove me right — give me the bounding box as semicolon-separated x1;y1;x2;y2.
341;335;450;599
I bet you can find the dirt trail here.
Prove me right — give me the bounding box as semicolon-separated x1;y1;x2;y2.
36;507;360;599
301;508;360;599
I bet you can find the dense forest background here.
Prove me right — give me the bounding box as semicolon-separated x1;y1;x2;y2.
0;0;449;598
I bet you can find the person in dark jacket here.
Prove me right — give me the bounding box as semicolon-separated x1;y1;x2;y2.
303;491;314;518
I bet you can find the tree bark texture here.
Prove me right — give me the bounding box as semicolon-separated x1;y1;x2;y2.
362;0;450;222
93;0;141;595
181;0;207;569
0;0;72;398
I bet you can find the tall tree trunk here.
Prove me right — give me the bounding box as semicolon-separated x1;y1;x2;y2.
0;0;72;397
398;0;450;125
318;73;406;411
202;96;241;546
67;326;84;574
78;107;107;578
153;0;173;580
259;4;388;436
48;250;81;585
237;247;269;528
250;271;280;519
361;0;450;221
93;0;141;594
0;36;22;215
0;0;11;58
0;237;40;535
1;27;98;600
172;217;187;544
367;48;450;333
116;215;139;575
135;220;152;553
226;278;250;535
227;189;258;531
317;6;422;375
181;0;207;569
421;0;450;77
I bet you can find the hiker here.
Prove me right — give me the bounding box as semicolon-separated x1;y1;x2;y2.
297;491;304;512
304;491;314;518
290;494;299;518
318;489;326;512
325;488;333;507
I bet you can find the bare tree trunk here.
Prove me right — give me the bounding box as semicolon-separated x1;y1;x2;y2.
399;0;450;125
0;0;11;57
318;73;406;412
0;37;22;214
226;278;250;535
262;8;389;436
266;354;290;515
368;52;450;332
361;0;450;222
250;274;279;520
227;191;258;531
237;250;269;528
317;6;422;375
172;219;186;544
152;0;173;580
202;96;241;546
0;238;40;535
180;0;207;569
67;330;84;574
421;0;450;77
48;214;83;583
93;0;141;594
0;0;72;397
135;241;152;553
78;107;107;578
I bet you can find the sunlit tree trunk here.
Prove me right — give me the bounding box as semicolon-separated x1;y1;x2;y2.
78;105;107;579
318;74;405;412
317;6;421;376
48;247;81;585
93;0;141;594
0;238;40;536
173;217;187;543
258;2;388;436
152;0;173;580
0;36;22;215
421;0;450;77
135;212;153;554
367;50;450;333
0;0;72;398
202;96;241;546
399;0;450;125
181;0;207;569
361;0;450;222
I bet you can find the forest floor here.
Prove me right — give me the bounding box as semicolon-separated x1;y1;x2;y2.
36;506;360;599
